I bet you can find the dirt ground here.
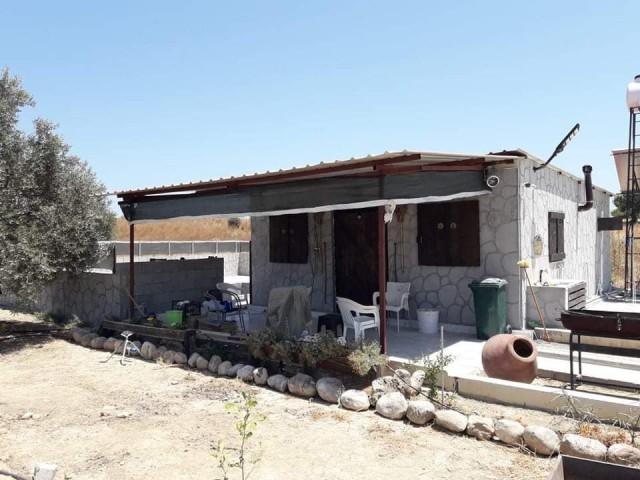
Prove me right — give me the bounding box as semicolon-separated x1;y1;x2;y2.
0;310;570;480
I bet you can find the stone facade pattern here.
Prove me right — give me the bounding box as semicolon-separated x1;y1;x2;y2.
251;161;611;331
519;158;611;326
386;166;520;329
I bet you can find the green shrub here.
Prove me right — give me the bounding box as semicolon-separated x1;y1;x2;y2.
347;340;388;376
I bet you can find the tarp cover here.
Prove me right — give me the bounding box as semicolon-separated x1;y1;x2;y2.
121;170;488;222
266;286;312;338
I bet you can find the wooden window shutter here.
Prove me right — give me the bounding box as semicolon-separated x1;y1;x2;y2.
418;200;480;266
269;214;308;264
548;212;566;262
269;216;289;263
449;200;480;266
287;213;309;263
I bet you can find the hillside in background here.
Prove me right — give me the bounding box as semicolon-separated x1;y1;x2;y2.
115;217;250;241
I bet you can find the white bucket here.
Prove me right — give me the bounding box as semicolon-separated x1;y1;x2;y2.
417;309;439;334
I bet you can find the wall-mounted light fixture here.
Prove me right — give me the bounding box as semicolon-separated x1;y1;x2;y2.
533;123;581;172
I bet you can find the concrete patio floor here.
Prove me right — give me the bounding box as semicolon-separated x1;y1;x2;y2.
242;293;640;420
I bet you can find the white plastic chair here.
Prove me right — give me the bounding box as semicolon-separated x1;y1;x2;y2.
372;282;411;332
336;296;380;341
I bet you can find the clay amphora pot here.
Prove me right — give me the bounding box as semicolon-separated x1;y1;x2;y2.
481;334;538;383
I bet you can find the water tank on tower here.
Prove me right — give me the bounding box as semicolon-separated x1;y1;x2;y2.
627;75;640;110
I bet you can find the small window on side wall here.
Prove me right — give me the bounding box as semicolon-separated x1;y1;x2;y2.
548;212;565;262
269;214;308;264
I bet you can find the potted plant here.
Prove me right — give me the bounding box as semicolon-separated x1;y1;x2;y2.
270;338;300;365
246;327;279;360
346;340;388;377
301;332;350;367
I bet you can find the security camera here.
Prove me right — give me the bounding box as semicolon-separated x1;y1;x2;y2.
486;175;500;188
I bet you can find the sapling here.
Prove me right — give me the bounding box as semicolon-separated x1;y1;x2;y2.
212;391;266;480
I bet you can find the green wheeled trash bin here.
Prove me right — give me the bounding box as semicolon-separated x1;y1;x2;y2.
468;278;508;340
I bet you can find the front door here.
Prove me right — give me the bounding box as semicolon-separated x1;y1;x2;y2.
334;208;380;305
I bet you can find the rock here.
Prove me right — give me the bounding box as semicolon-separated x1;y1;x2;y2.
494;419;524;446
113;340;125;354
116;411;130;419
371;376;397;394
467;415;494;440
217;361;233;376
227;363;245;377
393;369;413;397
376;392;408;420
90;336;106;349
369;391;384;408
173;352;188;365
208;355;222;373
406;400;436;425
153;346;167;360
140;341;154;359
71;328;89;343
162;350;175;364
103;337;117;351
80;333;97;347
287;373;317;397
196;356;209;370
434;410;468;433
20;411;36;420
144;343;156;359
188;353;201;367
267;374;289;393
237;365;255;382
340;390;370;412
253;367;269;385
316;377;344;404
559;434;606;461
410;370;426;392
523;426;560;456
608;444;640;467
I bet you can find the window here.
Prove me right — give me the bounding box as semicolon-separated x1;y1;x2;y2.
269;214;308;264
548;212;565;262
417;200;480;266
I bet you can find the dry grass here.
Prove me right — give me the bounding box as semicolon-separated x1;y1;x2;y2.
309;409;351;422
612;229;624;288
114;217;251;241
576;422;629;447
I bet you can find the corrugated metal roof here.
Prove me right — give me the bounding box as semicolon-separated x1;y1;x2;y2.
111;149;522;198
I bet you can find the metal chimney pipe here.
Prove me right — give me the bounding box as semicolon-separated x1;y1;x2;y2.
578;165;593;212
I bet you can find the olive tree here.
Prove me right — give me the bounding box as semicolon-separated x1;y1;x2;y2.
0;68;114;306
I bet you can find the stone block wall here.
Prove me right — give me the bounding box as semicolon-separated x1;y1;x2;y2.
111;240;249;277
5;257;224;326
133;257;224;314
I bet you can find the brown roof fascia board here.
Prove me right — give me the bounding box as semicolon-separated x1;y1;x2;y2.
373;158;513;176
117;153;422;199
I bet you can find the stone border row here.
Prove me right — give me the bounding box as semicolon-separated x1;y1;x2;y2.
70;329;640;468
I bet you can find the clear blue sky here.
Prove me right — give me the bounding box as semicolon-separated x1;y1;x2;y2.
2;1;638;204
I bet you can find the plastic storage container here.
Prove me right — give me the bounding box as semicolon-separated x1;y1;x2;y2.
468;278;508;340
417;309;439;334
164;310;184;327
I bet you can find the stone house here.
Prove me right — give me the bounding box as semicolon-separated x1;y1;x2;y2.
116;149;613;334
